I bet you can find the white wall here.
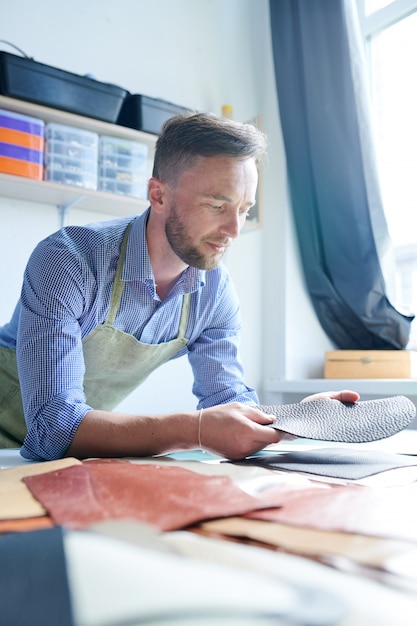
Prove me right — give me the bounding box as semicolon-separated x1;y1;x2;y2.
1;0;330;414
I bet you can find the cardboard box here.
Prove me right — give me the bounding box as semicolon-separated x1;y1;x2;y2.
324;350;417;379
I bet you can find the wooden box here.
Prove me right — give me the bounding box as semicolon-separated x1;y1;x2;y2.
324;350;417;379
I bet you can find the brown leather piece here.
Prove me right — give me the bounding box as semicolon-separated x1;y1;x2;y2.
246;482;417;543
0;516;53;534
23;461;287;531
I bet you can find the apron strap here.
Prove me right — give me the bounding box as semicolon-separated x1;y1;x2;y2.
177;292;191;339
105;222;133;326
105;220;191;339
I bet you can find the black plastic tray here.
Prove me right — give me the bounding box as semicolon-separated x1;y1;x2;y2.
0;51;128;123
117;94;190;134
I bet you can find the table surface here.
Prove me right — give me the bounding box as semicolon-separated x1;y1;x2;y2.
2;430;417;626
2;428;417;468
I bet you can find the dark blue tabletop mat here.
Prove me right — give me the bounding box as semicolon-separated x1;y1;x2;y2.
0;526;74;626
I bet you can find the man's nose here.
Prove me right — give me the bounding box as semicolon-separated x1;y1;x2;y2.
219;210;241;239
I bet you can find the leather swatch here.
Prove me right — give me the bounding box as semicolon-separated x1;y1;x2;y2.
231;448;417;480
246;482;417;543
0;516;53;535
199;516;416;574
23;461;287;531
0;457;81;520
258;395;416;442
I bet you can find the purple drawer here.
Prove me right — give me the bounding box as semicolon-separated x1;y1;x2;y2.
0;141;43;163
0;109;44;136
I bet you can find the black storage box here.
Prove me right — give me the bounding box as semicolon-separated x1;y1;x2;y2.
0;51;128;123
117;94;190;135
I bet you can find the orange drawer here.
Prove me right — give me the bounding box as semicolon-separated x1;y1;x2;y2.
0;155;43;180
0;127;44;151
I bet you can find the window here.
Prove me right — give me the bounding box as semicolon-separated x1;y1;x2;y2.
356;0;417;348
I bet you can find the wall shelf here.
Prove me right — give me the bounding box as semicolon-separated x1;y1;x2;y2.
0;95;156;143
0;171;149;217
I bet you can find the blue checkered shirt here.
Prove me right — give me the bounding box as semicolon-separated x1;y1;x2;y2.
0;208;257;460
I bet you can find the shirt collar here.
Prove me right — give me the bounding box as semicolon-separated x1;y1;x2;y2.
122;208;206;292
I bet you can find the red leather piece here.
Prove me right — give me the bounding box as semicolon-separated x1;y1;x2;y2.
23;461;283;531
246;482;417;543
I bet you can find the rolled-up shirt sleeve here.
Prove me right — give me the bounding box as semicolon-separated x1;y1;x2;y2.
19;238;94;461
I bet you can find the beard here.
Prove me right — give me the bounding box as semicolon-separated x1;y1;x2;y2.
165;203;227;270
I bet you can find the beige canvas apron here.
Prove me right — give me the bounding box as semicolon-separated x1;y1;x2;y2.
0;223;190;447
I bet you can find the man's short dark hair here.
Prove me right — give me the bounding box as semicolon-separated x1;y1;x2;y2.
152;112;267;184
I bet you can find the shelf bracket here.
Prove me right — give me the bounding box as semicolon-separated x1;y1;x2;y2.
57;195;85;228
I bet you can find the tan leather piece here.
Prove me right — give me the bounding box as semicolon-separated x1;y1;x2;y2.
23;461;288;531
0;457;82;520
245;482;417;543
198;517;416;571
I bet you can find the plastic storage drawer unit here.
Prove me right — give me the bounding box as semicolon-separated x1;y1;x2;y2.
98;135;148;199
0;108;44;179
44;122;98;190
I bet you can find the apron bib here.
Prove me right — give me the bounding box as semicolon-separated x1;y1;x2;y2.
0;222;190;446
0;345;26;447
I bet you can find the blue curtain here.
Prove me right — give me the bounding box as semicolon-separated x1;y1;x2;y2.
269;0;413;349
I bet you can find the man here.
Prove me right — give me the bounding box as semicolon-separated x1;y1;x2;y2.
0;112;358;461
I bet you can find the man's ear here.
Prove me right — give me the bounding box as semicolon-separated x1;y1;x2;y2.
148;177;169;214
